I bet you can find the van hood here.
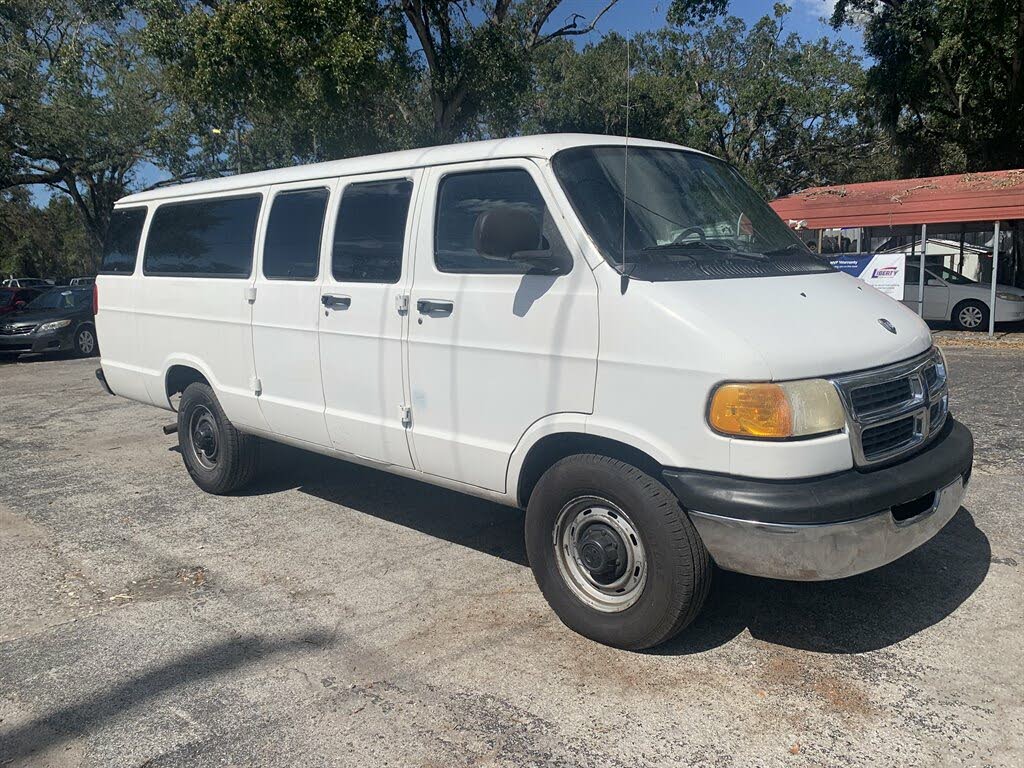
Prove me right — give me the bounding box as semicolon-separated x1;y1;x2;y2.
644;270;933;380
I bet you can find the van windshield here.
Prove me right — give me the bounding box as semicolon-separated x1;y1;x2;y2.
551;146;832;282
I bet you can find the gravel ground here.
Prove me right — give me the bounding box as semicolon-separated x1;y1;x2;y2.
1;348;1021;767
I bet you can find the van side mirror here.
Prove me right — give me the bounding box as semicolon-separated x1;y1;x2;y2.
473;207;556;270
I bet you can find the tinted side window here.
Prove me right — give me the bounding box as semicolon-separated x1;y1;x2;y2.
263;188;329;280
434;169;570;274
332;180;412;284
144;195;261;277
100;208;147;274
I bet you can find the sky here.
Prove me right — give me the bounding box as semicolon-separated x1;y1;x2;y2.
34;0;864;201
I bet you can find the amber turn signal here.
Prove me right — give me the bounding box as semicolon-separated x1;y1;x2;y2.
708;379;846;439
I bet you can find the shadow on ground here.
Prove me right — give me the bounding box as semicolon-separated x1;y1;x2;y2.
0;631;333;765
239;443;991;656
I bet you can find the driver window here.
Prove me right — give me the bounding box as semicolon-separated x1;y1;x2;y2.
434;168;572;275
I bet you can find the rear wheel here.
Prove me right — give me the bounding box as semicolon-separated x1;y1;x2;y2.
178;382;260;494
525;454;711;650
952;299;988;331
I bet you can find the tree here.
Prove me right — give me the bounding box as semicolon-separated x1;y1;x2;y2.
396;0;618;142
0;189;96;278
830;0;1024;175
143;0;413;176
0;1;168;246
529;6;890;197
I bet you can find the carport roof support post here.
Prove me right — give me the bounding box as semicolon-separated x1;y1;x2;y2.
918;224;927;317
989;221;1000;337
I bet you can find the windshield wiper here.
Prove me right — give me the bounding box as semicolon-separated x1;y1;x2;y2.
644;241;771;262
762;243;810;257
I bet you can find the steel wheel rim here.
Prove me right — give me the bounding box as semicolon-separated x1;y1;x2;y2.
78;329;95;354
959;305;983;328
188;405;220;470
553;495;647;613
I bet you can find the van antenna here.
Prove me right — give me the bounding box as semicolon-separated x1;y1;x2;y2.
620;33;631;295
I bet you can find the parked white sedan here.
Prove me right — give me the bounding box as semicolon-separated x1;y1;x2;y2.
903;262;1024;330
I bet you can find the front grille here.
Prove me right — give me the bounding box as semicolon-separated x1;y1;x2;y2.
850;378;912;415
861;416;916;458
0;324;35;336
0;342;32;351
832;349;949;467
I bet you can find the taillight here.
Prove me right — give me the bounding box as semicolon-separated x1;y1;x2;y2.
93;283;99;314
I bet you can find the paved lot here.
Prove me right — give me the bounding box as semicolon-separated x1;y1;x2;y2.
1;348;1022;767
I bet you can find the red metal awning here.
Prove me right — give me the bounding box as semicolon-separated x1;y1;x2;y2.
770;169;1024;230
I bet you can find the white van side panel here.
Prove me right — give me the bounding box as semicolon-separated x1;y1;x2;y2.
132;189;269;430
96;206;150;404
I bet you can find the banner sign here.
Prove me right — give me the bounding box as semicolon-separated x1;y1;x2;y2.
828;253;906;300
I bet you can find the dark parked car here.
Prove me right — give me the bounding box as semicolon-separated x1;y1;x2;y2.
0;287;44;317
0;286;98;358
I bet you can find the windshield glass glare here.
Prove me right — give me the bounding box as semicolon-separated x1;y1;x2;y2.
552;147;832;281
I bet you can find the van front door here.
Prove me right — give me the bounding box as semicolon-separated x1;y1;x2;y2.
406;161;598;492
251;183;332;446
317;172;418;468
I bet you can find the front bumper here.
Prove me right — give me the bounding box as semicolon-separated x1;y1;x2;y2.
663;419;973;581
0;327;74;354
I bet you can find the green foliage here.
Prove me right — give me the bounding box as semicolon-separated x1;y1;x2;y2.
529;8;891;196
0;0;168;244
0;189;98;279
831;0;1024;175
143;0;412;174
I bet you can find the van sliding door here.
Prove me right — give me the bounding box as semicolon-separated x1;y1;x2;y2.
316;170;420;468
250;182;333;446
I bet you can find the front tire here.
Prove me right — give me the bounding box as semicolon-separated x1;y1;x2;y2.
178;382;260;494
952;299;988;331
73;324;98;357
525;454;711;650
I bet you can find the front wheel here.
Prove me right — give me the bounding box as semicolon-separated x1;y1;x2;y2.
525;454;711;650
73;324;98;357
951;299;989;331
178;382;260;494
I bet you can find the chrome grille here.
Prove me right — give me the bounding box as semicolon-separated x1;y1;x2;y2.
832;348;949;467
0;324;35;336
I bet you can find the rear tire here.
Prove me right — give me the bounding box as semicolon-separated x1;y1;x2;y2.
525;454;711;650
951;299;988;331
178;382;260;494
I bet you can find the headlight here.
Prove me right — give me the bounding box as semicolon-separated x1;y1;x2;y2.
37;319;72;332
996;291;1023;302
708;379;846;439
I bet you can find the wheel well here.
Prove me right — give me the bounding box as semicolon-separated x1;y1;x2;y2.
516;433;663;508
165;365;209;404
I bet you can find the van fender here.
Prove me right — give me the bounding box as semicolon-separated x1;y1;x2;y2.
505;413;678;503
155;353;220;409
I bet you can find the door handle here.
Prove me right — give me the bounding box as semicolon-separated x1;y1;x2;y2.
321;294;352;310
416;299;454;316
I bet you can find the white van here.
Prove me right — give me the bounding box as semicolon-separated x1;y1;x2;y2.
95;135;974;649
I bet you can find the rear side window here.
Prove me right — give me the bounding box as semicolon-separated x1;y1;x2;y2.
100;208;147;274
434;169;570;274
144;195;261;277
263;188;329;280
332;180;412;284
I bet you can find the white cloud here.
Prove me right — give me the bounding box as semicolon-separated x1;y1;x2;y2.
797;0;838;19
